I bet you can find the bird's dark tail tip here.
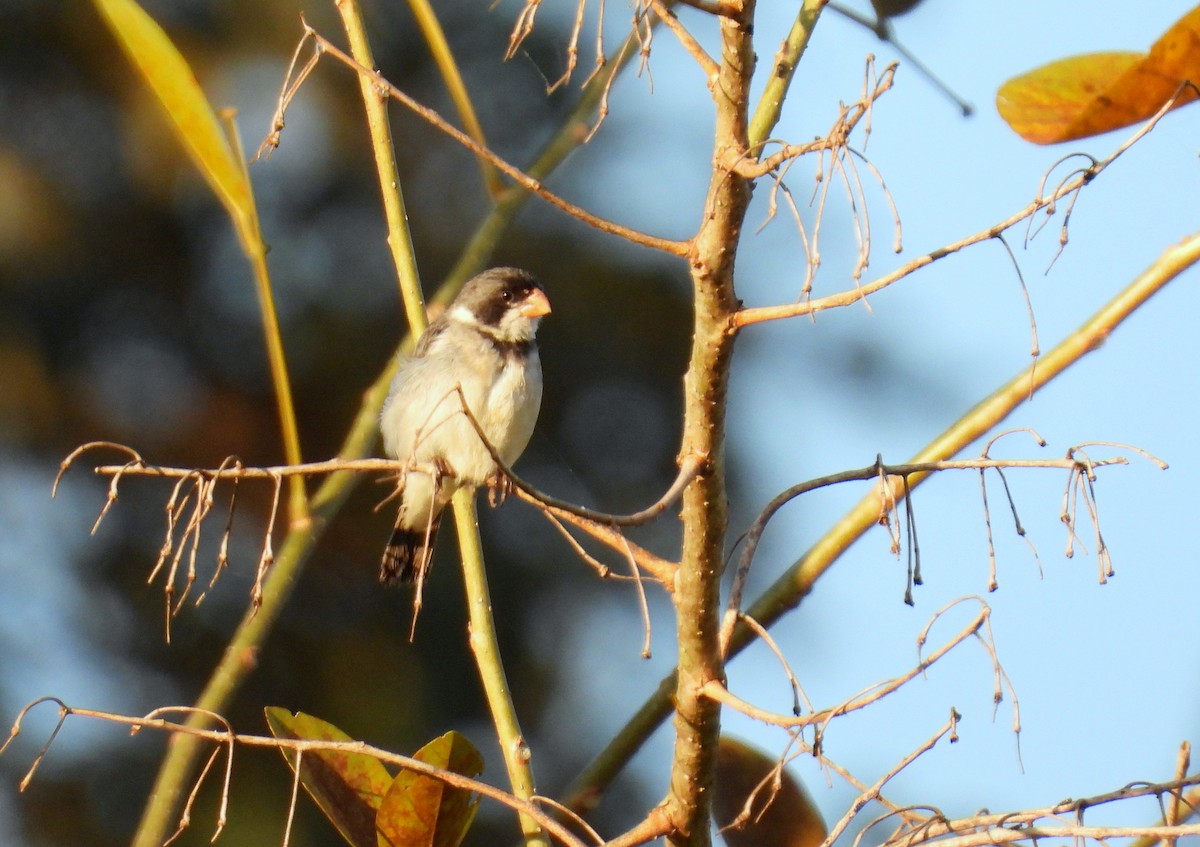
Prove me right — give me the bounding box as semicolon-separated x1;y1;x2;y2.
380;523;439;585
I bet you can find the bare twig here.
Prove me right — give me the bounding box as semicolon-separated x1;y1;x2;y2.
707;602;994;731
649;0;718;81
281;749;302;847
527;495;677;585
267;24;688;256
619;534;654;659
735;63;897;179
4;699;587;847
719;453;1131;650
79;430;687;592
733;91;1189;329
821;712;961;847
728;612;812;718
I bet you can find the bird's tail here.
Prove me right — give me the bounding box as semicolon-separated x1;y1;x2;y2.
380;516;441;585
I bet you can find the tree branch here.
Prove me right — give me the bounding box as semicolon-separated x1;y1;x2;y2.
663;2;758;843
563;227;1199;816
295;24;691;256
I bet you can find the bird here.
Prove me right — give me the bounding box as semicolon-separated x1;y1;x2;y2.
378;267;550;586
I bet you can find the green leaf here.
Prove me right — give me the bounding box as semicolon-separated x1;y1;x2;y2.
90;0;254;230
376;731;483;847
265;708;394;847
712;736;827;847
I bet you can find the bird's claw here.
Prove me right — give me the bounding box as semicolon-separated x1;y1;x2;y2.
486;471;512;507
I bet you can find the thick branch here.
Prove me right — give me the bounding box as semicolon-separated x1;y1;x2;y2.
564;228;1200;816
664;3;757;845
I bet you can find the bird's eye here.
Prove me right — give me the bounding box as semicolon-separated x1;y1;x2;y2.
501;289;513;302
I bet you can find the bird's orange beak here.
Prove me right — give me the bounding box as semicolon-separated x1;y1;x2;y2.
520;288;552;318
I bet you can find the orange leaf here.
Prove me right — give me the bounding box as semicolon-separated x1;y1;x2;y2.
265;708;393;847
997;6;1200;144
375;731;482;847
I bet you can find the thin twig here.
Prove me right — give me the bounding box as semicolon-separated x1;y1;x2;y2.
707;603;991;730
718;453;1129;649
4;699;586;847
733;91;1188;329
526;494;677;585
649;0;718;80
279;24;688;256
821;712;961;847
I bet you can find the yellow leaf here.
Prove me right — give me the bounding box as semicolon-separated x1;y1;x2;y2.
376;731;482;847
91;0;253;227
265;708;393;847
997;6;1200;144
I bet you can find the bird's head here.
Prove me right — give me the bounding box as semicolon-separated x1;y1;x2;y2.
450;267;551;343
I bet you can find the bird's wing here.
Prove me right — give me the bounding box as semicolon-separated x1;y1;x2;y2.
411;316;450;359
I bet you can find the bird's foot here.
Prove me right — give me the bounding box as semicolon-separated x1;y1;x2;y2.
486;471;512;507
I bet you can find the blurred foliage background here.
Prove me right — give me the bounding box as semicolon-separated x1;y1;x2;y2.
0;2;710;843
13;2;1194;846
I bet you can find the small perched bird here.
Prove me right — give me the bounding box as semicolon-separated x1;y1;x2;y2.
379;267;551;585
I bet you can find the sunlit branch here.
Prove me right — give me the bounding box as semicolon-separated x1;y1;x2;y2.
512;453;704;528
566;226;1194;815
748;0;829;147
335;0;428;338
735;62;896;179
276;23;689;256
74;436;687;587
734;87;1191;328
674;0;739;15
445;385;705;529
649;0;718;81
825;713;961;847
707;602;994;729
719;453;1135;652
403;0;504;196
525;494;678;585
2;698;587;847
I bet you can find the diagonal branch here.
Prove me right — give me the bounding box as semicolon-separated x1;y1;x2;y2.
563;226;1200;816
719;453;1138;651
288;23;690;256
4;699;587;847
734;87;1190;328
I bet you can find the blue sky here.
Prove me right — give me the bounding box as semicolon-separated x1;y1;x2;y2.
2;2;1197;843
542;0;1200;836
